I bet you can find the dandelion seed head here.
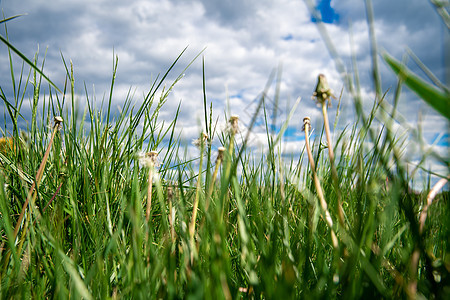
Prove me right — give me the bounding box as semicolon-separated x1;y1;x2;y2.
229;115;239;134
192;132;209;148
54;116;64;130
137;150;160;168
302;117;311;132
216;146;226;162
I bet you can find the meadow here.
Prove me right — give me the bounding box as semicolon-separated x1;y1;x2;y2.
0;5;449;299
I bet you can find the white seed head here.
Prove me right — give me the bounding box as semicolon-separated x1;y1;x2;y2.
54;116;63;130
302;117;311;132
138;150;159;168
217;146;226;161
167;185;174;200
192;132;209;148
229;115;239;134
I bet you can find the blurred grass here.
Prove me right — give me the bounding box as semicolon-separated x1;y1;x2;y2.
1;3;449;299
383;52;450;120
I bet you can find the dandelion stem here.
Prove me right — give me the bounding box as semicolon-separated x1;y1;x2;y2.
13;117;63;240
167;186;175;242
144;151;158;223
321;103;334;162
321;102;345;227
206;147;225;211
189;133;205;257
408;175;449;298
303;117;338;249
418;175;449;234
221;116;239;222
2;117;62;273
146;167;153;222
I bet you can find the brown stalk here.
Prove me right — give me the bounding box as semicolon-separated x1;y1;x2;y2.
322;102;345;227
205;146;225;211
167;185;175;242
313;74;345;227
145;151;158;223
303;117;338;249
189;132;207;260
13;116;63;240
418;176;449;234
197;147;226;242
408;175;449;299
220;116;239;223
1;117;63;275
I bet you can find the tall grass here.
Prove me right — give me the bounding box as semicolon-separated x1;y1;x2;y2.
1;4;449;299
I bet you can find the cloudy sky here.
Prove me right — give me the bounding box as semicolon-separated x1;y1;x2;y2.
0;0;448;185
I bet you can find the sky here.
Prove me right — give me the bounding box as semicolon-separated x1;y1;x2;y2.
0;0;448;186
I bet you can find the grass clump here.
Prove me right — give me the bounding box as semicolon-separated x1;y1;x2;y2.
1;6;449;300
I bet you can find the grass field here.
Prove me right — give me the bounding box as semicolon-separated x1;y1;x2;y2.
1;5;449;299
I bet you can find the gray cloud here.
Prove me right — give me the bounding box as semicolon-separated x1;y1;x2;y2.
0;0;447;183
334;0;447;79
190;0;268;27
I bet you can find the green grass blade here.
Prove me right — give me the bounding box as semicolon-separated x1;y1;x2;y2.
0;87;25;120
58;249;93;300
383;52;450;120
0;34;62;93
0;177;20;271
0;14;25;25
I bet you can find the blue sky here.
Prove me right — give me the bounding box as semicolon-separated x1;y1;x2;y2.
312;0;339;23
0;0;448;185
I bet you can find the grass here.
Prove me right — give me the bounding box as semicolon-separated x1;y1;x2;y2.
1;3;449;299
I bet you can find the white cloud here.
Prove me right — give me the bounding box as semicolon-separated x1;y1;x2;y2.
0;0;447;183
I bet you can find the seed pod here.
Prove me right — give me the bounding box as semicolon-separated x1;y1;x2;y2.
312;74;335;105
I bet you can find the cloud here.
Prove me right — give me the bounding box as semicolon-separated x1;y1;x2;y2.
0;0;447;181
